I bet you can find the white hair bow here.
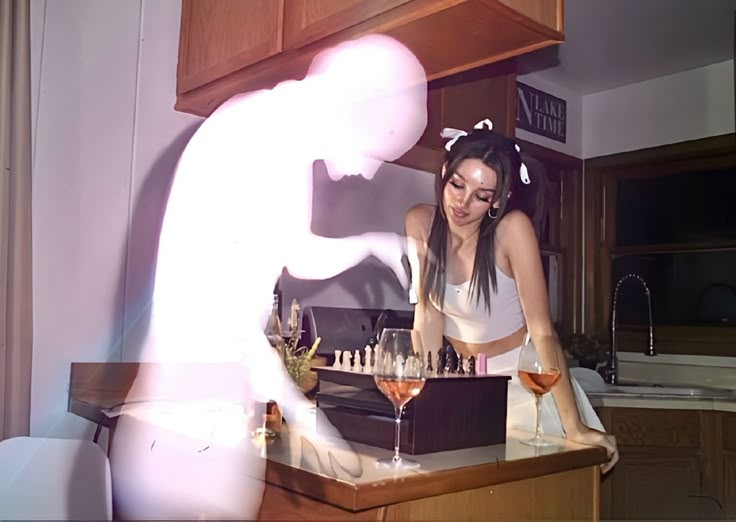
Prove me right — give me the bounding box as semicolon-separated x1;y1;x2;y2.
440;118;530;185
515;144;531;185
440;128;467;151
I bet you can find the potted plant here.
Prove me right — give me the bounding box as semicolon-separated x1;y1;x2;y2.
274;299;321;394
561;333;609;375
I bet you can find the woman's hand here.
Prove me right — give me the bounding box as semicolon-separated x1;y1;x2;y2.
566;425;619;474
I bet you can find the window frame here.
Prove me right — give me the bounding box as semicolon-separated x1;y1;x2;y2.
583;133;736;357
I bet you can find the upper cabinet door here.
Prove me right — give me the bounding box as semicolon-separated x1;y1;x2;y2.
177;0;284;94
175;0;564;118
283;0;411;50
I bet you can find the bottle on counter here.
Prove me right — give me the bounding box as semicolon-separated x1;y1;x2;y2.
264;293;282;348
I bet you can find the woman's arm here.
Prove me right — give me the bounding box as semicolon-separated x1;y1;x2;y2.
405;205;444;354
499;210;619;473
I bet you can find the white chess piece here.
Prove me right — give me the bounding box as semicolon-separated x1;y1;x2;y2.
353;349;362;372
333;350;342;369
341;350;352;372
363;346;373;374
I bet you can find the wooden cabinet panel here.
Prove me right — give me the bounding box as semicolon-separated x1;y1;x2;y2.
611;454;707;520
498;0;563;31
175;0;563;118
725;455;736;518
394;61;517;174
384;1;554;80
386;466;598;521
258;465;599;520
283;0;411;49
177;0;284;94
599;407;731;520
723;412;736;451
611;407;701;447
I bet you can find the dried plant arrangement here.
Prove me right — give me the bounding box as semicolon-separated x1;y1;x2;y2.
273;299;320;391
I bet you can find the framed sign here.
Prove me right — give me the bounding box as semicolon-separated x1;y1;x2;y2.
516;82;567;143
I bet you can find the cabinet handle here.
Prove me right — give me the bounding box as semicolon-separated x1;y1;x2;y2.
687;495;723;511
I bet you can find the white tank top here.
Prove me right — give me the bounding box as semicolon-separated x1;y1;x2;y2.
438;267;525;344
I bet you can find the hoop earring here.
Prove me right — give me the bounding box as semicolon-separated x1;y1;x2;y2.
488;207;499;219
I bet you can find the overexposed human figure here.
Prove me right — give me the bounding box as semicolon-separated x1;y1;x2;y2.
109;34;427;520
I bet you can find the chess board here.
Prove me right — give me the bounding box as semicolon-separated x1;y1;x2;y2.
314;366;510;454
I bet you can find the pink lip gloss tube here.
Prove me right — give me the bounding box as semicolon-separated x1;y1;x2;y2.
477;353;487;374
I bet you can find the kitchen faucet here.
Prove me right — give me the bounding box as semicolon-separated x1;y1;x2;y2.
607;273;656;384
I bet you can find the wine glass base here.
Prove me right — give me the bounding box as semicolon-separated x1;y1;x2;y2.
520;437;558;448
376;456;420;470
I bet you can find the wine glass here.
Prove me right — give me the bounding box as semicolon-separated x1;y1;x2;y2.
517;339;562;447
373;328;426;469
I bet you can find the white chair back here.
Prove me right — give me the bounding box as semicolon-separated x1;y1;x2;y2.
0;436;112;520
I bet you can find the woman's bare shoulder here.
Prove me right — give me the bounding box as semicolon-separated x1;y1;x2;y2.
497;209;535;236
405;204;435;234
495;210;538;257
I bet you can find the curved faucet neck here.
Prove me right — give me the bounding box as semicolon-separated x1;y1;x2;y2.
609;273;657;384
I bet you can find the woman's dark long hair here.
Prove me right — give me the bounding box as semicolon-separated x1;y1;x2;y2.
421;129;545;313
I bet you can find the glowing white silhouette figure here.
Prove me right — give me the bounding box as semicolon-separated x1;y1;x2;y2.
109;34;427;520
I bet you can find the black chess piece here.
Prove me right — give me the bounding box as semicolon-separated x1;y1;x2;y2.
437;348;445;375
426;351;433;373
457;352;465;375
443;346;454;374
468;355;476;376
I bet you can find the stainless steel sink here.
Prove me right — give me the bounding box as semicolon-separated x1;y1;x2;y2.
590;383;735;399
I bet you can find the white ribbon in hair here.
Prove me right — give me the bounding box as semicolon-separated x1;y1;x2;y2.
515;144;531;185
441;118;530;185
440;128;467;151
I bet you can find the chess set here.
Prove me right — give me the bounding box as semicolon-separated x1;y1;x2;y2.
327;344;487;377
315;345;510;455
300;306;510;453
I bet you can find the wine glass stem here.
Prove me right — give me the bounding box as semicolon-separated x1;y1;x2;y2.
393;405;403;462
534;393;543;441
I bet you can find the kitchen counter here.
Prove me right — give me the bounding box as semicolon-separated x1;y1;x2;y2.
260;425;606;515
68;362;608;520
584;383;736;412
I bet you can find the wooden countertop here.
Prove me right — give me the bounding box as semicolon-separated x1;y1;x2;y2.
262;426;606;511
69;362;607;512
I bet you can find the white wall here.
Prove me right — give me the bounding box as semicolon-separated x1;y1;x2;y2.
30;0;201;439
279;161;435;317
515;72;583;159
582;60;734;159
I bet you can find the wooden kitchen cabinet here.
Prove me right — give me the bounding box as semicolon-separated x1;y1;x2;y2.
282;0;411;50
398;60;517;173
175;0;563;118
599;407;733;520
723;413;736;519
177;0;283;95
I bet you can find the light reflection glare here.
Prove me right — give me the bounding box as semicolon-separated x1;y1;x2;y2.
110;34;427;520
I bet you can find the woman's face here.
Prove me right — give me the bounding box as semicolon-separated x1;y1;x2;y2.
442;158;498;227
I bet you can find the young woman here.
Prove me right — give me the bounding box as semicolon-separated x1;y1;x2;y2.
405;121;618;473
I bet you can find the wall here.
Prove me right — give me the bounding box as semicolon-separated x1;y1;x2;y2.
515;72;583;159
30;0;201;439
582;60;734;159
278;161;435;317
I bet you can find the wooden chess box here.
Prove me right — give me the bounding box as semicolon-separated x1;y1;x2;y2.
314;367;510;455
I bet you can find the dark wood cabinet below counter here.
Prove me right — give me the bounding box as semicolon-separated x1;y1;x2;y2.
599;407;736;520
